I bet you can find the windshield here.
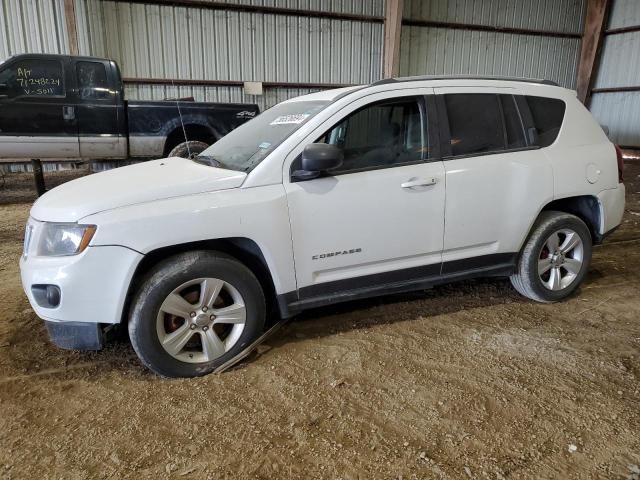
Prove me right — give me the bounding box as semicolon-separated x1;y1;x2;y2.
197;100;328;172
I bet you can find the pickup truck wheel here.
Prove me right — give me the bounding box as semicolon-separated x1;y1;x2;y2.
129;251;265;377
510;211;592;303
168;140;209;159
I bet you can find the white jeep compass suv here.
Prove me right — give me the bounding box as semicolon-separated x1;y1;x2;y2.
20;76;626;377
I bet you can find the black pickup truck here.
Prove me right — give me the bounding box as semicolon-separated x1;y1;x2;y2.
0;54;259;160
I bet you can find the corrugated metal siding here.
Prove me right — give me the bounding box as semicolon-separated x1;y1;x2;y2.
403;0;584;34
124;84;320;111
74;0;382;109
400;0;585;89
607;0;640;29
590;92;640;147
220;0;384;16
589;0;640;147
0;0;69;59
400;27;581;87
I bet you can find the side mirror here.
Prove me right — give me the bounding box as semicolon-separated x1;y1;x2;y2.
292;143;343;182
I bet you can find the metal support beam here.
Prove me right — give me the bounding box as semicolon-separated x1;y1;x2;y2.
112;0;384;23
383;0;403;78
63;0;79;56
576;0;612;105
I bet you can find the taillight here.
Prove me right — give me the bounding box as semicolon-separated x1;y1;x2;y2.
614;145;624;183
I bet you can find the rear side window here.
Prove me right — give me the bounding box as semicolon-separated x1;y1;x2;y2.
0;59;64;98
444;93;526;157
525;96;566;147
77;61;110;101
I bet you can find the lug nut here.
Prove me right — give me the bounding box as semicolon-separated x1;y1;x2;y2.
203;326;208;331
190;311;196;318
210;315;216;320
190;324;196;330
202;306;208;312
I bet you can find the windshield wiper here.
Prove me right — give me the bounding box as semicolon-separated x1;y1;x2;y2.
194;155;225;169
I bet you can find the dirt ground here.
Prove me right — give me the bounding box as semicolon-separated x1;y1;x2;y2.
0;165;639;480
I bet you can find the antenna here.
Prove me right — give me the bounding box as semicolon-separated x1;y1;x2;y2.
171;78;191;158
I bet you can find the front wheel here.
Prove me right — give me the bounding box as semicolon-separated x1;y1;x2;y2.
510;211;592;303
128;251;266;377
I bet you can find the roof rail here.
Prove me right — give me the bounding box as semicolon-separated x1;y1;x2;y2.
371;75;559;87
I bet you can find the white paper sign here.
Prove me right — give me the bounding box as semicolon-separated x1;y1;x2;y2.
270;114;309;125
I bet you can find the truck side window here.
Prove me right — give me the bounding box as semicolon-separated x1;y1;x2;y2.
525;96;566;147
318;97;426;174
0;59;64;99
77;61;110;100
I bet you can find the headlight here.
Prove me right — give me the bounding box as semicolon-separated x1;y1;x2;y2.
37;223;97;257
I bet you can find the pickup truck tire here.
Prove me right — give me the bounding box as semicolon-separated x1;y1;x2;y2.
168;140;210;159
128;250;266;377
510;211;592;303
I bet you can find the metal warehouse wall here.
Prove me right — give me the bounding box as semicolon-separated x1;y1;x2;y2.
399;0;585;88
73;0;384;110
0;0;70;58
589;0;640;148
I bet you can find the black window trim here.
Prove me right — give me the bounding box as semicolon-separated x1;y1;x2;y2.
290;94;432;181
0;56;67;102
436;92;544;161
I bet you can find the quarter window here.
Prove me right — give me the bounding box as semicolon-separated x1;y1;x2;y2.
317;97;426;174
0;59;64;98
525;96;566;147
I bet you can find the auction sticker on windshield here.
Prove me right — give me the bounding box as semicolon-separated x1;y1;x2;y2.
270;114;310;125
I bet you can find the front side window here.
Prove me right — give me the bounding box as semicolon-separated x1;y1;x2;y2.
0;59;64;99
525;96;566;147
77;61;110;100
317;97;426;174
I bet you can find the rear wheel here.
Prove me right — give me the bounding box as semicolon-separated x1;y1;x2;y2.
129;251;265;377
167;140;209;159
510;211;592;303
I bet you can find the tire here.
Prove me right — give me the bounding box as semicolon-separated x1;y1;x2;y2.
128;251;266;378
167;140;209;159
510;211;592;303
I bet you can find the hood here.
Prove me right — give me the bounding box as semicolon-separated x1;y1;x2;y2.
31;157;247;222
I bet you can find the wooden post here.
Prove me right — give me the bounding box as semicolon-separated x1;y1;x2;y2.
576;0;611;105
383;0;404;78
31;160;46;197
63;0;79;56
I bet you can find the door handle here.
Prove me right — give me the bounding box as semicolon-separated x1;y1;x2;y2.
401;177;438;189
62;105;75;121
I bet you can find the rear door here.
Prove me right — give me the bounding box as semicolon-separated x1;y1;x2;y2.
0;56;79;158
434;88;554;269
74;59;126;158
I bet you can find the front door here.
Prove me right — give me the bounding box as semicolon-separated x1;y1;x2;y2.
0;56;79;158
284;91;445;299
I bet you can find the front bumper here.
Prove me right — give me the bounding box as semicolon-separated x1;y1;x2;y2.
20;245;143;330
